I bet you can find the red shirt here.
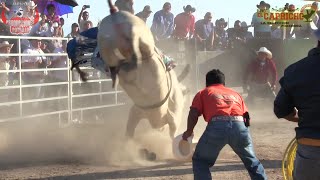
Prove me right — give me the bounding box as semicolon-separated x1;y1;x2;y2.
191;84;248;122
173;13;195;38
244;58;278;86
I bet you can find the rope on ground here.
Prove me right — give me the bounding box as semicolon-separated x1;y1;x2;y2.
282;138;298;180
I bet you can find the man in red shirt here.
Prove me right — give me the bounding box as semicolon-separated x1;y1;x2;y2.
183;69;267;180
173;5;195;39
243;47;277;104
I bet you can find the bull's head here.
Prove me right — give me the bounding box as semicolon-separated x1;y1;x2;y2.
99;0;154;88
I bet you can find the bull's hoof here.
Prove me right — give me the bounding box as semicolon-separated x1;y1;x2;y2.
139;148;157;161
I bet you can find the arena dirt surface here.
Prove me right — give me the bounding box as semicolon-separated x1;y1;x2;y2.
0;102;296;180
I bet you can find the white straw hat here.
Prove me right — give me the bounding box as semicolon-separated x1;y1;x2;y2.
172;133;197;161
256;47;272;59
0;41;13;49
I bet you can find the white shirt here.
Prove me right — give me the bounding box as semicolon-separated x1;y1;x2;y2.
50;47;68;81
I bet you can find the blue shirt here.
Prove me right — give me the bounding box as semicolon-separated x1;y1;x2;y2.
151;10;174;40
251;12;271;33
274;47;320;139
195;19;214;40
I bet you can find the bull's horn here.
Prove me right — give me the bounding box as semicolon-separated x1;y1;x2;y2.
107;0;118;14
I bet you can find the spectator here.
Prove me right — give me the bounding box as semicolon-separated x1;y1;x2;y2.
52;22;63;37
173;5;196;39
274;30;320;180
66;23;80;38
151;2;174;41
26;1;37;18
41;40;51;53
251;1;272;38
136;5;152;23
194;12;214;50
227;20;247;47
82;20;93;32
271;25;282;39
294;2;319;38
115;0;134;13
182;69;267;180
30;14;53;37
0;2;10;13
46;4;60;27
59;17;65;37
241;21;253;41
0;41;13;86
21;38;47;100
78;5;91;32
213;18;228;49
243;47;277;105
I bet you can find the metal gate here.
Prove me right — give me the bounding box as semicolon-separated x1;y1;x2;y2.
0;35;126;126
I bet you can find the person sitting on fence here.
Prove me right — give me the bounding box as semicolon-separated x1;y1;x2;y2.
240;21;253;42
213;18;228;50
21;38;47;101
172;5;196;40
194;12;214;51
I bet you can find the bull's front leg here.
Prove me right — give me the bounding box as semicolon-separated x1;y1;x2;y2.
125;105;143;138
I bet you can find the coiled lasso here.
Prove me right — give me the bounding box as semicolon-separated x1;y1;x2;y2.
282;138;298;180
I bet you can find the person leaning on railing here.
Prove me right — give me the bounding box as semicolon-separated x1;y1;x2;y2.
21;37;47;100
274;29;320;180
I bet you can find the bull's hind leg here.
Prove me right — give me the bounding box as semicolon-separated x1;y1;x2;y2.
126;105;144;138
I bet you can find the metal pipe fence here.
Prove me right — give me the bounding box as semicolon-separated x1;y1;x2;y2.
0;35;126;126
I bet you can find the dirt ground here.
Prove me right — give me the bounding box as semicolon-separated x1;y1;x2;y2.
0;101;296;180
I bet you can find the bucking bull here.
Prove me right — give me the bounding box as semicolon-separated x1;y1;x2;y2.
70;0;190;140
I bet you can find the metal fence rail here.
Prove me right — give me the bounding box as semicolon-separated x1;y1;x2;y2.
0;35;126;126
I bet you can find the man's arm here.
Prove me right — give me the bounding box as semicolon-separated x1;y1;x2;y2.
166;13;175;38
189;15;195;39
284;108;299;122
182;107;201;140
274;76;296;122
78;6;86;24
269;59;278;89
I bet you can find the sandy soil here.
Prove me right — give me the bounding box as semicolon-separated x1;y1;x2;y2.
0;102;296;180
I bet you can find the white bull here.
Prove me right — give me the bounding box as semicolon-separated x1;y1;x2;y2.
97;0;189;139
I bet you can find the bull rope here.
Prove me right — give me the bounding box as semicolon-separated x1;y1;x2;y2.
282;137;297;180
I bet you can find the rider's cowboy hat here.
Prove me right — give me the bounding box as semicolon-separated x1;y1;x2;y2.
257;1;270;9
28;1;37;9
0;41;13;49
183;5;196;13
257;47;272;59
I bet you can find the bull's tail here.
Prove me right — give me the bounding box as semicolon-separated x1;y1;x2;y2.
107;0;118;14
177;64;190;82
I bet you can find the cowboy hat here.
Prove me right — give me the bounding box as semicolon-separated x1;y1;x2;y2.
257;47;272;59
217;18;228;27
28;1;37;9
183;5;196;13
143;5;152;13
257;1;270;9
0;41;13;49
241;21;251;28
